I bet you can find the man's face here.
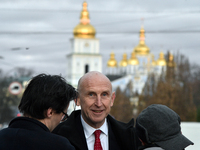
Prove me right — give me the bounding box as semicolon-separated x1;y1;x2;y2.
77;74;115;128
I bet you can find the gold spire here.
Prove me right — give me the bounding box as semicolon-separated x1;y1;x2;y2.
73;2;96;38
157;51;166;66
151;54;156;66
128;52;139;65
107;52;117;67
119;53;128;67
167;53;176;67
133;26;150;55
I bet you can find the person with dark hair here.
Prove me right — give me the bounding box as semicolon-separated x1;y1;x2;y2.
53;71;141;150
135;104;194;150
0;73;76;150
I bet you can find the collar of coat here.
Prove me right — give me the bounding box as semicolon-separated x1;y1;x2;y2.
53;110;136;150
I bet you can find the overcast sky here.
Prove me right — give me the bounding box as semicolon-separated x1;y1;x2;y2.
0;0;200;77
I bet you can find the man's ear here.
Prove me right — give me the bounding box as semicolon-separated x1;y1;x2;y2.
110;91;115;107
75;97;81;106
46;108;53;118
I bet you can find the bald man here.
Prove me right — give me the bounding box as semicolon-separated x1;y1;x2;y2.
53;71;141;150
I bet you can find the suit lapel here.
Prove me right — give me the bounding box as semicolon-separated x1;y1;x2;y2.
107;115;136;150
108;120;121;150
64;110;88;150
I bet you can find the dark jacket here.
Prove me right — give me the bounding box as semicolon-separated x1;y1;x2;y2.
53;110;141;150
0;117;75;150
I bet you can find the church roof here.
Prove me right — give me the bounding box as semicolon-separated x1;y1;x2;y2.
73;2;96;38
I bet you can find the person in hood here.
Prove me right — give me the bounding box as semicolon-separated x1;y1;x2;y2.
135;104;194;150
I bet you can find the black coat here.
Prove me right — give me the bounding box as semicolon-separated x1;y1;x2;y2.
53;110;141;150
0;117;75;150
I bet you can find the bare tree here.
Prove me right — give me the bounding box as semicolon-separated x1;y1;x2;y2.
110;87;134;123
138;52;197;121
0;67;34;124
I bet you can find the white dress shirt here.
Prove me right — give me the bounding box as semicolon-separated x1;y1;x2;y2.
81;115;108;150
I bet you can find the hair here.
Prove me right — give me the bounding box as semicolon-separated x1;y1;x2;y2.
18;73;77;119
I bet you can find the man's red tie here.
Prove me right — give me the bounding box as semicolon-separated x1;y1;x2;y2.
94;130;103;150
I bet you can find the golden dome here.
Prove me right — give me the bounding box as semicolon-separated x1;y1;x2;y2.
167;53;176;67
152;54;156;66
134;26;150;55
107;52;117;67
157;52;166;66
119;53;128;67
73;2;96;38
128;52;139;65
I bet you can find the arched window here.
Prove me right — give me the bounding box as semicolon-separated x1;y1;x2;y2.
85;64;89;73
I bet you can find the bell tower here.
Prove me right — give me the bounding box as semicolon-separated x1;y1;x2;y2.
66;2;102;87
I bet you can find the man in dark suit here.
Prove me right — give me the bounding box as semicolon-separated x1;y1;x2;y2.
53;71;141;150
0;74;76;150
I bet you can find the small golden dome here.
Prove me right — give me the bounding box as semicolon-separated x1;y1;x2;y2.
134;26;150;55
119;53;128;67
128;52;139;65
157;52;166;66
73;2;96;38
107;52;117;67
152;54;156;66
167;53;176;67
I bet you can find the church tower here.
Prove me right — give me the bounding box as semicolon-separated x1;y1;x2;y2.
66;2;102;87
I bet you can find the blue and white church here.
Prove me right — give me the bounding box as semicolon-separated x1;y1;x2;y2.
106;27;169;95
66;1;176;113
66;2;102;88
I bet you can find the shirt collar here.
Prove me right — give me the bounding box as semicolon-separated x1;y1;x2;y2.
81;115;108;139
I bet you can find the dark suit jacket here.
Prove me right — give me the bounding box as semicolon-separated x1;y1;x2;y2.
0;117;75;150
53;110;141;150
